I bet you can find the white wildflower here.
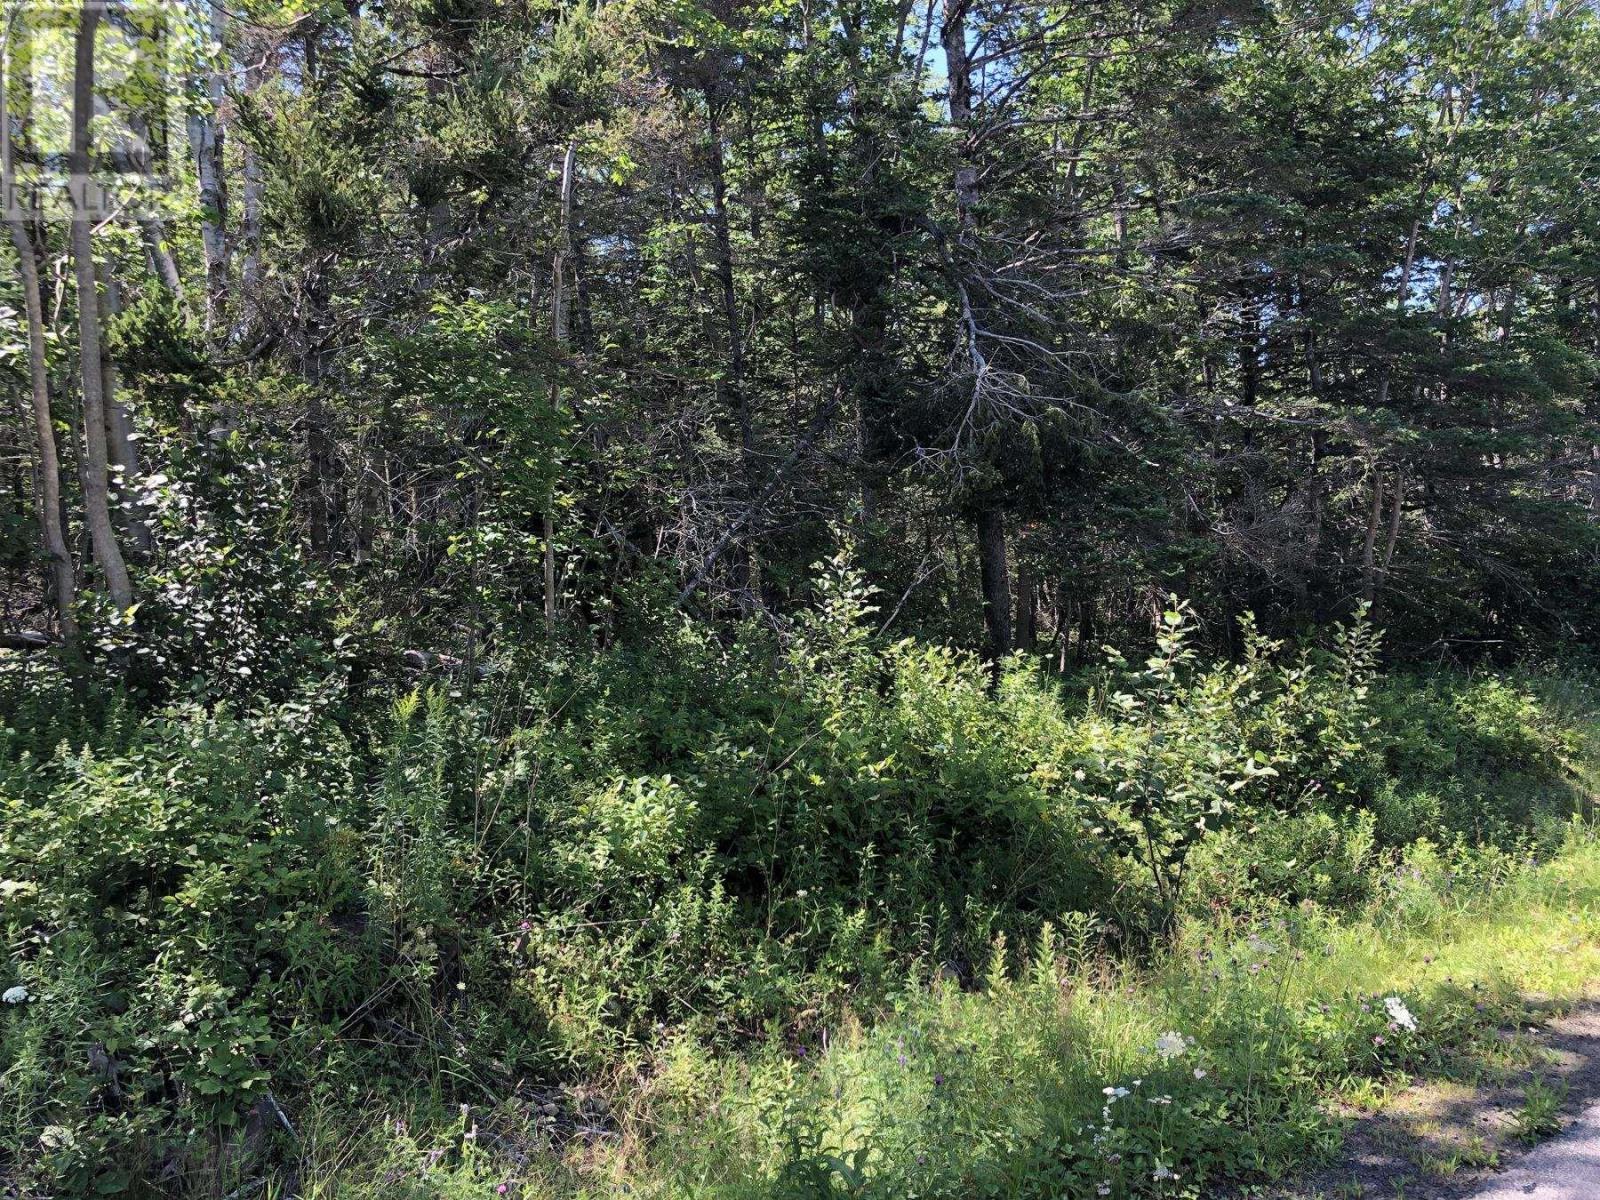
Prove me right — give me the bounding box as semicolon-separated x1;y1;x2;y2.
1097;1185;1111;1197
1153;1162;1177;1181
1102;1086;1130;1099
1154;1031;1187;1061
2;986;28;1004
1384;996;1418;1032
1193;1067;1208;1080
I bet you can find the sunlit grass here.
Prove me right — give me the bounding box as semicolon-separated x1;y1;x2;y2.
290;824;1600;1199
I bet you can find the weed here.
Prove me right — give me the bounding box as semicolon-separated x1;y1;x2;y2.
1512;1077;1568;1144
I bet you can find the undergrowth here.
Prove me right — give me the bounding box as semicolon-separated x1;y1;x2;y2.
1;558;1595;1197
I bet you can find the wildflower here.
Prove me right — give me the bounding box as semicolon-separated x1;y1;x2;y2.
1153;1163;1177;1181
1384;996;1417;1032
497;1186;509;1195
2;986;28;1004
1373;1034;1386;1047
1154;1031;1187;1061
1193;1068;1207;1080
1102;1086;1130;1099
933;1073;944;1086
1097;1184;1112;1196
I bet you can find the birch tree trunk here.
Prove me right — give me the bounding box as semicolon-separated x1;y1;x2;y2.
543;139;577;626
1359;467;1385;603
137;216;184;299
99;263;152;555
68;0;132;612
8;218;79;644
187;0;229;329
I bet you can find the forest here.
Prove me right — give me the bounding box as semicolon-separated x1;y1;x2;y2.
1;0;1599;1194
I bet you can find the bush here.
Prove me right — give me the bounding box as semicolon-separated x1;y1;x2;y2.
2;557;1594;1196
0;678;363;1194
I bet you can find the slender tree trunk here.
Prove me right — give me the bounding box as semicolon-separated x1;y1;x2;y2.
1379;467;1404;585
705;98;755;602
137;217;184;299
943;0;1013;669
8;218;79;645
240;59;264;297
544;138;577;627
99;264;152;555
1360;467;1385;603
1015;560;1035;651
68;2;132;612
1074;593;1095;667
303;265;335;557
975;505;1012;668
941;0;978;224
187;0;228;329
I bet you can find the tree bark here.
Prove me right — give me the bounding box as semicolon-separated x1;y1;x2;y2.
240;59;264;296
975;504;1012;668
1359;466;1385;603
1014;559;1036;650
68;1;132;612
302;260;336;557
8;218;79;645
544;138;577;627
137;217;185;299
706;97;755;602
99;264;152;555
187;0;229;329
1379;467;1404;586
942;0;1012;672
940;0;978;226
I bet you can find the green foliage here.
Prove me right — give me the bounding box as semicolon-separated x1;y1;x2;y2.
1512;1077;1567;1145
1;560;1595;1195
0;677;363;1194
92;432;339;702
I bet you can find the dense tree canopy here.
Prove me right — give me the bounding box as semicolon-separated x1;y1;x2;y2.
5;4;1600;1194
2;0;1598;673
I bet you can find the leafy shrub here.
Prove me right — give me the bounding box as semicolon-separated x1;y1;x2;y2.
84;431;339;703
2;553;1594;1196
0;679;363;1194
